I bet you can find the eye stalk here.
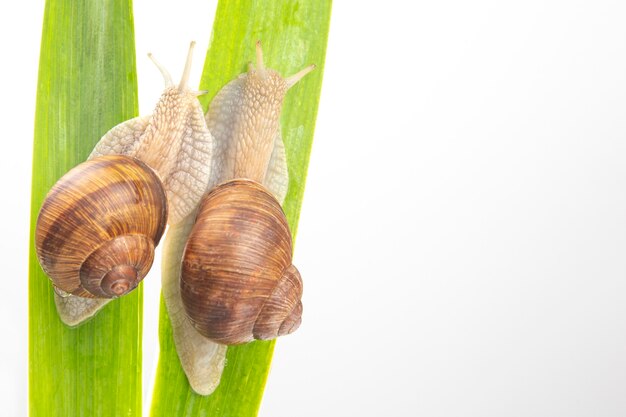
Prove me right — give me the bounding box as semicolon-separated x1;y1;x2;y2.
255;40;266;78
147;52;174;88
148;41;204;95
179;41;196;91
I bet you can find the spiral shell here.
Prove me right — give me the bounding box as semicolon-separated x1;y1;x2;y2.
35;155;168;298
181;179;303;345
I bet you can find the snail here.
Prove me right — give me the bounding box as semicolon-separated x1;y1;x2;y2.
35;42;214;326
161;41;314;394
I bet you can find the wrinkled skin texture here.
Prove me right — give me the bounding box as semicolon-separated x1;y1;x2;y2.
91;87;214;225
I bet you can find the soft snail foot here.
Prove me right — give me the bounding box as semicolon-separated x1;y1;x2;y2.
177;330;227;396
162;213;228;396
53;289;112;327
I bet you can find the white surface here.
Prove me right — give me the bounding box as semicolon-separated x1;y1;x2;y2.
2;1;626;416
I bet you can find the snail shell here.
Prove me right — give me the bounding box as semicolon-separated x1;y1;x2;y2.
35;155;168;298
181;179;303;345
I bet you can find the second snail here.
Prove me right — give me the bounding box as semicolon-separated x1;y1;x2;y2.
34;41;313;395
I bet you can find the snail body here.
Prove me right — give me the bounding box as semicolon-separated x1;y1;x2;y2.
205;41;315;198
162;41;314;394
91;41;213;225
36;42;214;325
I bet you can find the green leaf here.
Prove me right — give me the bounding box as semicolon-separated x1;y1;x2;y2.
29;1;140;416
150;0;332;416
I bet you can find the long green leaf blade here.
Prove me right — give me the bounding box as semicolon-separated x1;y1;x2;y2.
29;1;140;416
150;1;332;416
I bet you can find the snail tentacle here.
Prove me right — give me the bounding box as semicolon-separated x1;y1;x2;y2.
285;64;316;89
147;53;174;88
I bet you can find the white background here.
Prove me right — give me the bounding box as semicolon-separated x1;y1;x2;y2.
2;1;626;416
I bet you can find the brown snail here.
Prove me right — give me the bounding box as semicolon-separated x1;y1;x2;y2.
35;42;213;325
35;155;168;298
161;41;314;394
181;179;302;344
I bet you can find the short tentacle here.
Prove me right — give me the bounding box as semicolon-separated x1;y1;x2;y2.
286;64;316;89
